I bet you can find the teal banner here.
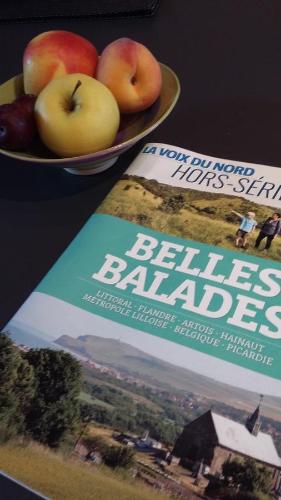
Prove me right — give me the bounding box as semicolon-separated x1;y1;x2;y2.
37;214;281;381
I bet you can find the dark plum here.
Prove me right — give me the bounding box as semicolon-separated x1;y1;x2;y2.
0;94;36;151
14;94;36;114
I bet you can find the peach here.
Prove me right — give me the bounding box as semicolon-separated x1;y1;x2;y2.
23;30;98;96
96;38;162;114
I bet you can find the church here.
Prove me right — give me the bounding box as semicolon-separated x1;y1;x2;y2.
172;399;281;493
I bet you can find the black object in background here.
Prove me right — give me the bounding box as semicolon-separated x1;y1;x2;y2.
0;0;160;21
0;471;49;500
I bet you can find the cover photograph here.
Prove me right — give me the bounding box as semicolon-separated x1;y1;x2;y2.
3;143;281;498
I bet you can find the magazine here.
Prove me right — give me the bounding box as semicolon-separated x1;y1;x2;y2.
3;143;281;498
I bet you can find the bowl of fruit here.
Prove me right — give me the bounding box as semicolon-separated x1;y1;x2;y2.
0;31;180;175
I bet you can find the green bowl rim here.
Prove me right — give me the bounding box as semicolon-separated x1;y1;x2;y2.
0;63;180;165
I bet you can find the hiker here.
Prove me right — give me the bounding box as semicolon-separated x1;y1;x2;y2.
231;210;257;248
255;212;281;253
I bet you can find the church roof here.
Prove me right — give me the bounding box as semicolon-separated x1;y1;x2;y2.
211;412;281;468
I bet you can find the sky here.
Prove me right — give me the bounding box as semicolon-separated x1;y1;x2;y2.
7;291;281;398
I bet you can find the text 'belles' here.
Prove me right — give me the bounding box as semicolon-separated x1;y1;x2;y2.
92;232;281;339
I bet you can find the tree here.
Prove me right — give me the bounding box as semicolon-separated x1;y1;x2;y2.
84;435;109;457
24;349;81;447
0;332;35;439
80;402;96;422
160;194;185;214
103;445;135;469
222;458;272;495
239;459;272;494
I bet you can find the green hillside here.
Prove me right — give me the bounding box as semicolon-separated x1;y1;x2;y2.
97;175;281;261
55;334;281;421
79;390;114;409
82;373;162;412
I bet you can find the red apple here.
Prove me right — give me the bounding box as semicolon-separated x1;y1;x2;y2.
23;30;98;96
96;38;162;114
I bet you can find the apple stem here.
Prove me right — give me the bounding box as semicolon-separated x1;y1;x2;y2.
71;80;82;100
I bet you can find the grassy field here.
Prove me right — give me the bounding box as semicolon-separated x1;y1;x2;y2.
82;370;163;413
79;390;114;410
97;176;281;261
0;442;170;500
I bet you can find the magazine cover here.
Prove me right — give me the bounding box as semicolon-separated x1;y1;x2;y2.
2;143;281;499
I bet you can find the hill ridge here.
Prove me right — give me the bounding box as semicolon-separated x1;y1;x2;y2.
55;334;281;420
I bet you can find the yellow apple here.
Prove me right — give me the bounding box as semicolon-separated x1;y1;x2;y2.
34;73;120;157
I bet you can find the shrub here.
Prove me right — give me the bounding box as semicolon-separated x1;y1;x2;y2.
103;445;135;469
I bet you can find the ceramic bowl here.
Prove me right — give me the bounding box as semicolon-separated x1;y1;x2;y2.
0;64;180;175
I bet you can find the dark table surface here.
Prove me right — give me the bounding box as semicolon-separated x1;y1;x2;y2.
1;0;280;328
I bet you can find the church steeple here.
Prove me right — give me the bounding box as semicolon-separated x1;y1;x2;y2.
246;395;263;436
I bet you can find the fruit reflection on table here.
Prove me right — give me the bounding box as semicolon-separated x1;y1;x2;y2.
0;31;163;158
